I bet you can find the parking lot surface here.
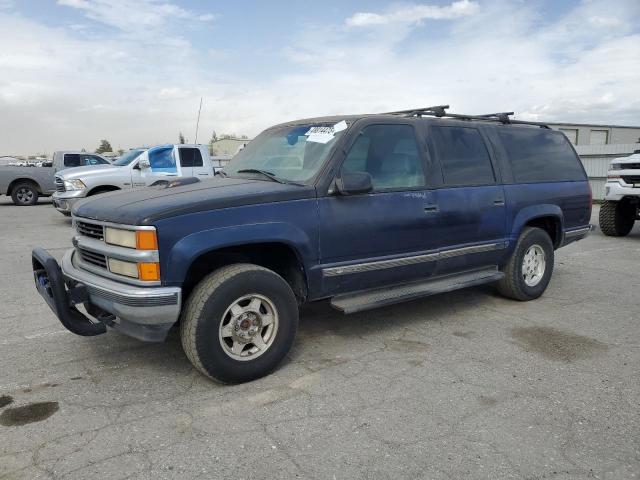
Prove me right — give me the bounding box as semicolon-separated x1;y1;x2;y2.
1;197;639;480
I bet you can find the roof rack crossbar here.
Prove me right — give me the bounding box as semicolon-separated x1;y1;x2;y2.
381;106;549;128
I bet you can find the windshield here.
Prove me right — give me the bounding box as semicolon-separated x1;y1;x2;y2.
113;149;145;166
223;122;348;183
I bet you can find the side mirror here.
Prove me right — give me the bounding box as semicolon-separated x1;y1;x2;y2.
335;171;373;195
138;158;150;170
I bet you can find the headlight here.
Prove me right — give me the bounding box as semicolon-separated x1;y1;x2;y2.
63;179;86;191
610;163;621;171
105;227;158;250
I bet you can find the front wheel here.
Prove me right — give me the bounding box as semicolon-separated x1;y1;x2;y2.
497;227;554;301
180;264;298;383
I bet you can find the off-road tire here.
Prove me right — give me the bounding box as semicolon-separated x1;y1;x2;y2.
180;263;298;383
599;200;635;237
497;227;554;301
10;182;39;206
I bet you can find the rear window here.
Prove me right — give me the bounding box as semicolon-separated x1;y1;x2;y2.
179;148;203;167
497;128;586;183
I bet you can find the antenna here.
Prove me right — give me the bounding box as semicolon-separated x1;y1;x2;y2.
194;97;203;144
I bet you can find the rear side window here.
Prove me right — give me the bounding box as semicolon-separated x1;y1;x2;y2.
430;126;495;186
179;148;203;167
342;124;425;190
63;153;81;167
497;128;586;182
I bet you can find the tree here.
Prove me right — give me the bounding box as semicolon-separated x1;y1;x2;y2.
210;130;218;143
179;132;185;144
95;140;112;154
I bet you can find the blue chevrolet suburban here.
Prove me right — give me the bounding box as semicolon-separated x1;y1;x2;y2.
33;106;592;383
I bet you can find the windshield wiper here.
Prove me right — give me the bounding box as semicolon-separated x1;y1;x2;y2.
235;168;306;186
236;168;282;182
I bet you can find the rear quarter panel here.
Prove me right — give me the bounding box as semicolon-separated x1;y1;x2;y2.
504;181;591;248
0;167;55;194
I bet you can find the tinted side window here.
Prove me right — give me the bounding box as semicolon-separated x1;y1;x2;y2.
497;128;586;182
342;125;425;190
63;153;81;167
179;148;203;168
149;147;177;173
430;126;495;186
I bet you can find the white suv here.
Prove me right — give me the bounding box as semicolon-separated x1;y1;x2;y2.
600;151;640;236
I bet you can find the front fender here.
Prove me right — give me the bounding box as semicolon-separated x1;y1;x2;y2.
163;222;314;285
509;204;564;248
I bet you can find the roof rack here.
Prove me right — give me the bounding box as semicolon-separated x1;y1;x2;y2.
383;105;549;128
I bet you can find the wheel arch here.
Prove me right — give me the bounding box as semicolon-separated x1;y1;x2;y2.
510;205;564;249
175;241;309;305
7;177;43;195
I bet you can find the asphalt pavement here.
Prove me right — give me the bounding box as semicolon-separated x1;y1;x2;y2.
1;197;639;479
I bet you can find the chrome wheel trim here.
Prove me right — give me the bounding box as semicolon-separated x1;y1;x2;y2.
218;294;279;361
17;187;34;204
522;244;546;287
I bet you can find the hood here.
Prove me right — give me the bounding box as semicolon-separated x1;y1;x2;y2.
57;164;118;179
72;177;316;225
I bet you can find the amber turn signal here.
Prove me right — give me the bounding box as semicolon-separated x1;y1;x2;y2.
138;262;160;281
136;230;158;250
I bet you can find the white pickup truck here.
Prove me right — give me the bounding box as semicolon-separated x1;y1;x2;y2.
600;150;640;236
52;144;214;215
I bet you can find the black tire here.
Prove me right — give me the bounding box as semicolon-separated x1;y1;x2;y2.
497;227;554;301
10;182;39;206
180;263;298;383
599;200;635;237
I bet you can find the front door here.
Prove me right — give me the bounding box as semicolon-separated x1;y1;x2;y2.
318;123;439;295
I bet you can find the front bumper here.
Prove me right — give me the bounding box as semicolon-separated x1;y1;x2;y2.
52;191;86;214
32;248;181;342
604;181;640;201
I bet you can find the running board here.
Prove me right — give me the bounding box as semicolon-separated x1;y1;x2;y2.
330;267;504;314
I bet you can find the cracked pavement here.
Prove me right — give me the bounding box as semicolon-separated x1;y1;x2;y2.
1;198;639;479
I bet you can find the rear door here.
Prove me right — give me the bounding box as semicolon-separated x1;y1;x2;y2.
177;147;211;178
424;124;508;274
318;123;440;294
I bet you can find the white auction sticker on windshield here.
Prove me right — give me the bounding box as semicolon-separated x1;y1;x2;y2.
305;125;335;144
333;120;347;132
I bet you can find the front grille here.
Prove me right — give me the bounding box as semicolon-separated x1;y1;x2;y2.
622;176;640;185
55;177;65;193
615;163;640;170
76;221;104;240
78;247;107;269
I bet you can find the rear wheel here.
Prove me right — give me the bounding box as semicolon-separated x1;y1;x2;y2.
599;200;635;237
497;227;554;301
180;264;298;383
11;182;39;206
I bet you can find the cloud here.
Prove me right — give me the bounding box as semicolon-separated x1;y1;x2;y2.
346;0;480;27
56;0;215;31
0;0;639;155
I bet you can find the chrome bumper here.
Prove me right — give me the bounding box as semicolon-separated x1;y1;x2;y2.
52;192;84;214
61;249;181;341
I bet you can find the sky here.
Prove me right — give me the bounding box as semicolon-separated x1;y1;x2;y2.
0;0;639;155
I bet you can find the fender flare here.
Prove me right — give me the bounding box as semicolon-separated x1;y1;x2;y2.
509;204;564;248
163;222;314;286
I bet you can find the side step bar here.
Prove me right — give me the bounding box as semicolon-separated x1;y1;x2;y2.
330;267;504;314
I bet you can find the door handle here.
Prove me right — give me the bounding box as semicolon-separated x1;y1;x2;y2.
493;199;505;206
424;204;439;213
